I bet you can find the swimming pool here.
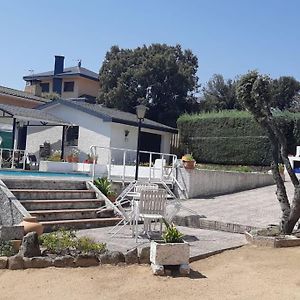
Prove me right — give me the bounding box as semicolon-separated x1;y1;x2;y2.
0;169;91;179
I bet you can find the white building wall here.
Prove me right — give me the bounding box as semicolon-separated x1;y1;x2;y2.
27;125;62;158
27;104;111;163
110;123;172;164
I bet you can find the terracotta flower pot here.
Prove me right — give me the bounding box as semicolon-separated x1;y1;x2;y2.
182;160;196;169
11;240;22;251
20;217;44;236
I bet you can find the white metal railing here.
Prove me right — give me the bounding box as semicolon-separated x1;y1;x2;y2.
0;148;27;170
89;145;177;184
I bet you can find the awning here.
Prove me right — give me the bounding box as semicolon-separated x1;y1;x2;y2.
0;103;72;126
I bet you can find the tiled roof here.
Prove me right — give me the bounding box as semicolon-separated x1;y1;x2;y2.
0;85;49;103
39;99;178;133
23;66;99;82
0;103;71;125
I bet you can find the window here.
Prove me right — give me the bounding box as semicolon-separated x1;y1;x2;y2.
64;81;74;92
65;126;79;146
40;83;50;93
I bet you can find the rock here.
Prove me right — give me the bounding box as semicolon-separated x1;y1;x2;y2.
0;257;8;269
19;232;41;258
179;264;190;275
99;251;125;265
8;255;24;270
125;248;138;264
23;257;53;268
53;255;75;268
151;263;165;276
138;246;150;264
74;255;99;267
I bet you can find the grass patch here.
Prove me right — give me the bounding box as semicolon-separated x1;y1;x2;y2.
196;163;270;173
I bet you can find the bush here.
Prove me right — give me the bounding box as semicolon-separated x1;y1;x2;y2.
177;110;300;166
39;228;106;256
0;239;16;257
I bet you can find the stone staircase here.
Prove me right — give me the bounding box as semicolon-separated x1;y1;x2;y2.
3;179;121;232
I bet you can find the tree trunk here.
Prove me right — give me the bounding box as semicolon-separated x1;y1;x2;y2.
284;186;300;234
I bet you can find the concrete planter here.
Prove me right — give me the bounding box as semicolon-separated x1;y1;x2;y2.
150;240;189;266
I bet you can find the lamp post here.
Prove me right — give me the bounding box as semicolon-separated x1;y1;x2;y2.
135;104;147;181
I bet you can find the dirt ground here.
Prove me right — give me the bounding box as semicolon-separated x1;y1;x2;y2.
1;245;300;300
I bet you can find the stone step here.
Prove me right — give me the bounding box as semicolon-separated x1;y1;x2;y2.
10;189;96;200
29;208;104;221
3;179;88;190
20;199;104;210
41;217;121;232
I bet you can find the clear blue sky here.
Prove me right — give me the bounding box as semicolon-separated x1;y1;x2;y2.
1;0;300;90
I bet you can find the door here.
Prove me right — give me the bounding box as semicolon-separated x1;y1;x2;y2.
139;131;161;163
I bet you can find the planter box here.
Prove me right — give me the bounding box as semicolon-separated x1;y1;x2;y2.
150;240;189;266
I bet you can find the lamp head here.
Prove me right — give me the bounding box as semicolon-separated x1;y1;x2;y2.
135;104;148;120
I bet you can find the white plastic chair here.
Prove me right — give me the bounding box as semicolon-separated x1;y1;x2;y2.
135;189;167;241
134;183;158;193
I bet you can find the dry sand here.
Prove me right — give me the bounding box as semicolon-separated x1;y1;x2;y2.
1;245;300;300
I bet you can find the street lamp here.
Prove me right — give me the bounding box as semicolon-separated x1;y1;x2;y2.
135;104;147;181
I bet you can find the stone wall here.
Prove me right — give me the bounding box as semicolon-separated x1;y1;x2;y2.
0;180;30;226
176;168;274;199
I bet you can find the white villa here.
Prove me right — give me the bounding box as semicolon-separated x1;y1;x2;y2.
26;99;177;164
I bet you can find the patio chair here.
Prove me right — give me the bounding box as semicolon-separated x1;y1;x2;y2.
135;189;167;241
134;183;158;193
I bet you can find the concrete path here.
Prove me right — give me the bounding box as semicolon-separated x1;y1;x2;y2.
78;179;295;260
177;182;294;228
77;225;246;260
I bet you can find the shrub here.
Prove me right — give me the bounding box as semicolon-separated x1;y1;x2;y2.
94;177;116;197
177;110;300;166
39;228;106;256
162;220;184;243
0;239;16;257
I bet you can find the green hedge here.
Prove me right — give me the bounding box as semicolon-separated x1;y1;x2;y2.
177;110;300;166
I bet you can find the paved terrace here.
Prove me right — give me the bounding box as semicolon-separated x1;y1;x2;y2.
77;180;294;260
178;181;293;228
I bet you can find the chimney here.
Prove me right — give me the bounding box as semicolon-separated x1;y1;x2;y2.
53;55;64;95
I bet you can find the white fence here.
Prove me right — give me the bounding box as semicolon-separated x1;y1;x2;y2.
90;145;178;183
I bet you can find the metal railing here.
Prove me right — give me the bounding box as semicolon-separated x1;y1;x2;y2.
0;148;27;170
89;145;178;184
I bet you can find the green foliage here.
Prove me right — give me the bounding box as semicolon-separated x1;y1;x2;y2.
197;164;253;173
200;74;241;112
98;44;200;127
177;110;300;166
162;220;184;243
271;76;300;110
94;177;115;197
0;239;16;257
47;150;62;161
182;154;194;161
39;228;106;255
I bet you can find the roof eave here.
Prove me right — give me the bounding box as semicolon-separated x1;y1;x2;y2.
111;118;177;133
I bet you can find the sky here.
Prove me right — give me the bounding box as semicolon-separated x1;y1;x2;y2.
0;0;300;90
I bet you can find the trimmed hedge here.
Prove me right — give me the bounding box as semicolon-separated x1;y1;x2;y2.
177;110;300;166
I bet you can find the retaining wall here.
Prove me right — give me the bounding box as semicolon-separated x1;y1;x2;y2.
176;168;274;199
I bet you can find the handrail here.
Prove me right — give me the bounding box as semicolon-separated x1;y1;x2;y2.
89;145;177;184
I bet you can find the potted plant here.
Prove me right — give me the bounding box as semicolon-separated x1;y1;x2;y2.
94;177;117;202
84;154;98;164
181;154;196;169
47;150;62;161
66;148;80;163
150;220;190;275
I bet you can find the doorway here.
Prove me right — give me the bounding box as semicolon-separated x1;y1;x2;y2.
139;131;162;163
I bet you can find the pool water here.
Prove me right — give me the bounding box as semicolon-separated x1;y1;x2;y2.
0;169;91;178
